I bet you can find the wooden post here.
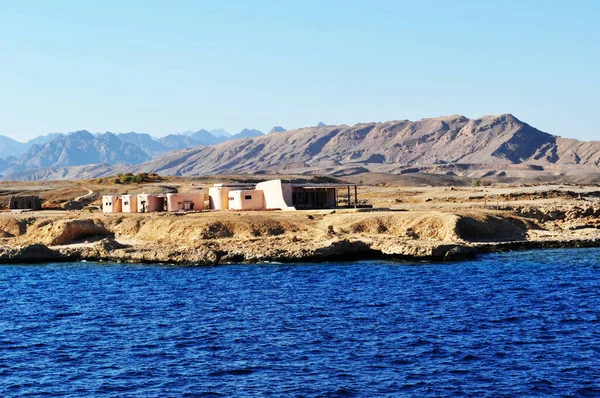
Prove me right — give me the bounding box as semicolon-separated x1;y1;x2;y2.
347;186;351;208
334;188;338;208
354;185;358;209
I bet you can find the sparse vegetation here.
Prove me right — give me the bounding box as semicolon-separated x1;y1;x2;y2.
471;179;492;187
98;173;162;185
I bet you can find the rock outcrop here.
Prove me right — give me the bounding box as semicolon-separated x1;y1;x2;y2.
24;219;111;246
0;244;66;263
1;208;588;265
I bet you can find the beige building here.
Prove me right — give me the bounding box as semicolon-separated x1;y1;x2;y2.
103;195;122;213
255;180;296;210
207;179;360;211
137;194;165;213
166;193;204;212
208;183;254;210
121;194;138;213
228;189;265;210
256;180;353;210
208;185;232;210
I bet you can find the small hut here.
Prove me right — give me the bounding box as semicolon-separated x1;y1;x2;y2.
122;194;138;213
166;193;204;212
228;190;265;210
137;194;166;213
102;195;122;213
9;195;42;210
208;183;254;210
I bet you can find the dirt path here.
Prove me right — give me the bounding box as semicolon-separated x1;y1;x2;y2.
74;188;95;202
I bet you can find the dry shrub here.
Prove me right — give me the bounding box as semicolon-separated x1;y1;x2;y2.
201;222;234;239
377;223;388;233
351;223;365;233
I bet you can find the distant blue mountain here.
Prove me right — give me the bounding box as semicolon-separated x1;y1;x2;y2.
118;132;168;157
12;130;150;170
182;128;231;139
0;125;264;174
26;133;65;147
0;135;28;158
268;126;286;134
210;129;231;138
157;134;205;151
187;129;226;145
230;128;264;140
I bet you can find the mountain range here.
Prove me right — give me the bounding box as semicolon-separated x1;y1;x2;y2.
120;114;600;177
0;127;270;178
1;115;599;181
0;133;66;159
0;127;271;159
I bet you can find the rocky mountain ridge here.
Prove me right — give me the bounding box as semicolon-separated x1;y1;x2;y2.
0;127;267;178
1;114;599;180
123;114;600;177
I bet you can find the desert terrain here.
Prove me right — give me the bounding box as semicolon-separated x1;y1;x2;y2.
0;172;599;265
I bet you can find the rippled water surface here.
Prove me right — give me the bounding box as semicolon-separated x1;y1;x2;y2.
2;249;600;397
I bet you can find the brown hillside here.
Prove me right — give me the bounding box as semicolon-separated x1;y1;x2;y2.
126;114;600;176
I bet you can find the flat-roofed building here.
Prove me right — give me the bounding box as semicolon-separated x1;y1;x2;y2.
209;179;362;211
121;194;138;213
255;180;295;211
137;194;165;213
8;195;42;211
208;183;254;210
102;195;122;213
166;193;204;212
228;189;265;210
255;179;359;210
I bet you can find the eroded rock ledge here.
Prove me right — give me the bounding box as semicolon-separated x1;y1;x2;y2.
0;209;599;265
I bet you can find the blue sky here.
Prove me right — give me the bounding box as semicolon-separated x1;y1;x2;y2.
1;0;598;141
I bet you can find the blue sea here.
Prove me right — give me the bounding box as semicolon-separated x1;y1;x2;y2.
1;248;600;397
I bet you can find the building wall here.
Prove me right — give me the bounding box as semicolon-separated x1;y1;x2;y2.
103;195;122;213
122;195;138;213
208;187;232;210
326;188;336;206
166;193;204;212
137;194;165;212
255;179;296;210
228;189;265;210
9;196;42;210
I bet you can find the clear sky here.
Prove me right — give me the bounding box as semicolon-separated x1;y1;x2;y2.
1;0;598;141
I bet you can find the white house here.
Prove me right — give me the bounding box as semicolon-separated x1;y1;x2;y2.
103;195;122;213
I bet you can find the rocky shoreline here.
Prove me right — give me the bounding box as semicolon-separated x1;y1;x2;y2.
2;237;600;266
0;206;599;266
1;222;600;266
